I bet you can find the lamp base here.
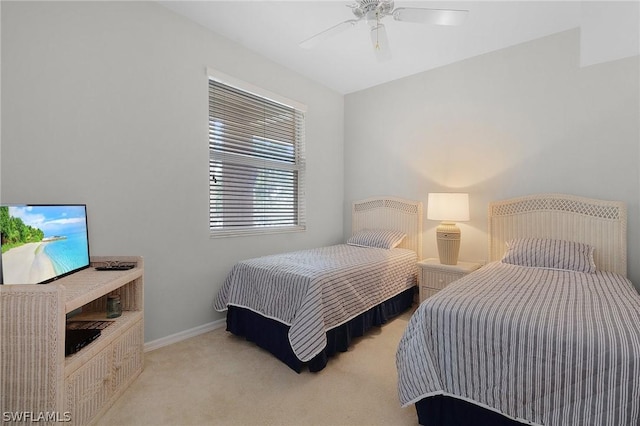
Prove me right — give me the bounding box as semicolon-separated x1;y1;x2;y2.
436;222;461;265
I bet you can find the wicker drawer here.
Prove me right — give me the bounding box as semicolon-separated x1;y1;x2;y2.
65;350;112;426
111;319;144;393
422;269;465;290
418;258;482;303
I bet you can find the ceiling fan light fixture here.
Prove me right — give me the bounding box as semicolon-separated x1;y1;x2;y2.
365;10;381;28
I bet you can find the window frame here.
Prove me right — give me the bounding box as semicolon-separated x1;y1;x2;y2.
207;68;307;238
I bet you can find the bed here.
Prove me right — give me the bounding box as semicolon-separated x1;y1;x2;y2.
396;193;640;426
214;196;423;372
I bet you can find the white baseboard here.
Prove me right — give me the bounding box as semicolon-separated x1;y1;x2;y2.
144;318;226;352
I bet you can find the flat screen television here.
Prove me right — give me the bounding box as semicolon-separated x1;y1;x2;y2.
0;204;90;284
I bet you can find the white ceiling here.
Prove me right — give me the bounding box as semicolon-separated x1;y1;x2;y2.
159;1;584;94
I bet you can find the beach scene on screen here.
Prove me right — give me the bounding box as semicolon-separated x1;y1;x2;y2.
0;205;89;284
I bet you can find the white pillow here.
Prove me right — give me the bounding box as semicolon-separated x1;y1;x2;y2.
347;229;406;250
501;238;596;273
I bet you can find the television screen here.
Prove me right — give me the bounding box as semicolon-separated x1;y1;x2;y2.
0;204;90;284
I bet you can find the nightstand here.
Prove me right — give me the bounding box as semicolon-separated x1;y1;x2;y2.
418;258;482;302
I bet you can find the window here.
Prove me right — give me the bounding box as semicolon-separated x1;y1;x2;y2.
208;70;306;237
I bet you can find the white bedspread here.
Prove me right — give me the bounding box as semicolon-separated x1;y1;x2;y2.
215;244;417;362
397;261;640;426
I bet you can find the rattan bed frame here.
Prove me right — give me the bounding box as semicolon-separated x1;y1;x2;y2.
488;193;627;276
352;196;423;260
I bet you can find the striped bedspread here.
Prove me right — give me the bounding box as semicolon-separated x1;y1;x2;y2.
397;261;640;426
214;244;417;362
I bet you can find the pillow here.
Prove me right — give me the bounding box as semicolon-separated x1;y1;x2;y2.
501;238;596;273
347;229;406;250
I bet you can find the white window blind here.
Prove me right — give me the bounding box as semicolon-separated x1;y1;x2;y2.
208;73;306;237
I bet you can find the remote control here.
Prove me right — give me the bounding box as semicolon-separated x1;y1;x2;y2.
95;265;135;271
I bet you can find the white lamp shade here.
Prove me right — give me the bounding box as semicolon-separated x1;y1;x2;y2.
427;193;470;222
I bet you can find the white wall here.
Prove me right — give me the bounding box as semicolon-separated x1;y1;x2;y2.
580;1;640;67
344;29;640;290
1;1;345;342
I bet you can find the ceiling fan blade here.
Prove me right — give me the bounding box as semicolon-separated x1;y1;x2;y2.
299;19;359;49
370;23;392;62
392;8;468;25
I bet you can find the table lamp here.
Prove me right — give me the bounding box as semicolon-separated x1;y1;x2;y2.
427;193;470;265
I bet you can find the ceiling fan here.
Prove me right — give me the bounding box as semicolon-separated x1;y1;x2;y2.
299;0;469;61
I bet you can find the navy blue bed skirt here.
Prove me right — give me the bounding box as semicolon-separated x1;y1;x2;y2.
415;395;525;426
225;286;416;373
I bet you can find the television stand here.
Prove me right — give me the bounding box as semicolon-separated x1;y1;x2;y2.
0;256;144;425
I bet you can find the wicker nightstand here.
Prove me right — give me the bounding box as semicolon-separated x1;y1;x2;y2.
418;258;482;302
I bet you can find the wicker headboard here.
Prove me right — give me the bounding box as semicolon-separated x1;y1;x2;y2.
352;197;423;259
488;193;627;276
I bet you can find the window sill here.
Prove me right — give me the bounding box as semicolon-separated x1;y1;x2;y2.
210;225;306;239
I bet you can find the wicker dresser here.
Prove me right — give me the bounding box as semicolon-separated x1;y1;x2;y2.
0;256;144;425
418;258;482;302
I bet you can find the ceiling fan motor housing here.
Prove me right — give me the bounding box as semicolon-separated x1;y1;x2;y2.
300;1;468;59
351;0;395;20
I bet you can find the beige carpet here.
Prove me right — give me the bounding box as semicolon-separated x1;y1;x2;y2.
96;308;419;426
